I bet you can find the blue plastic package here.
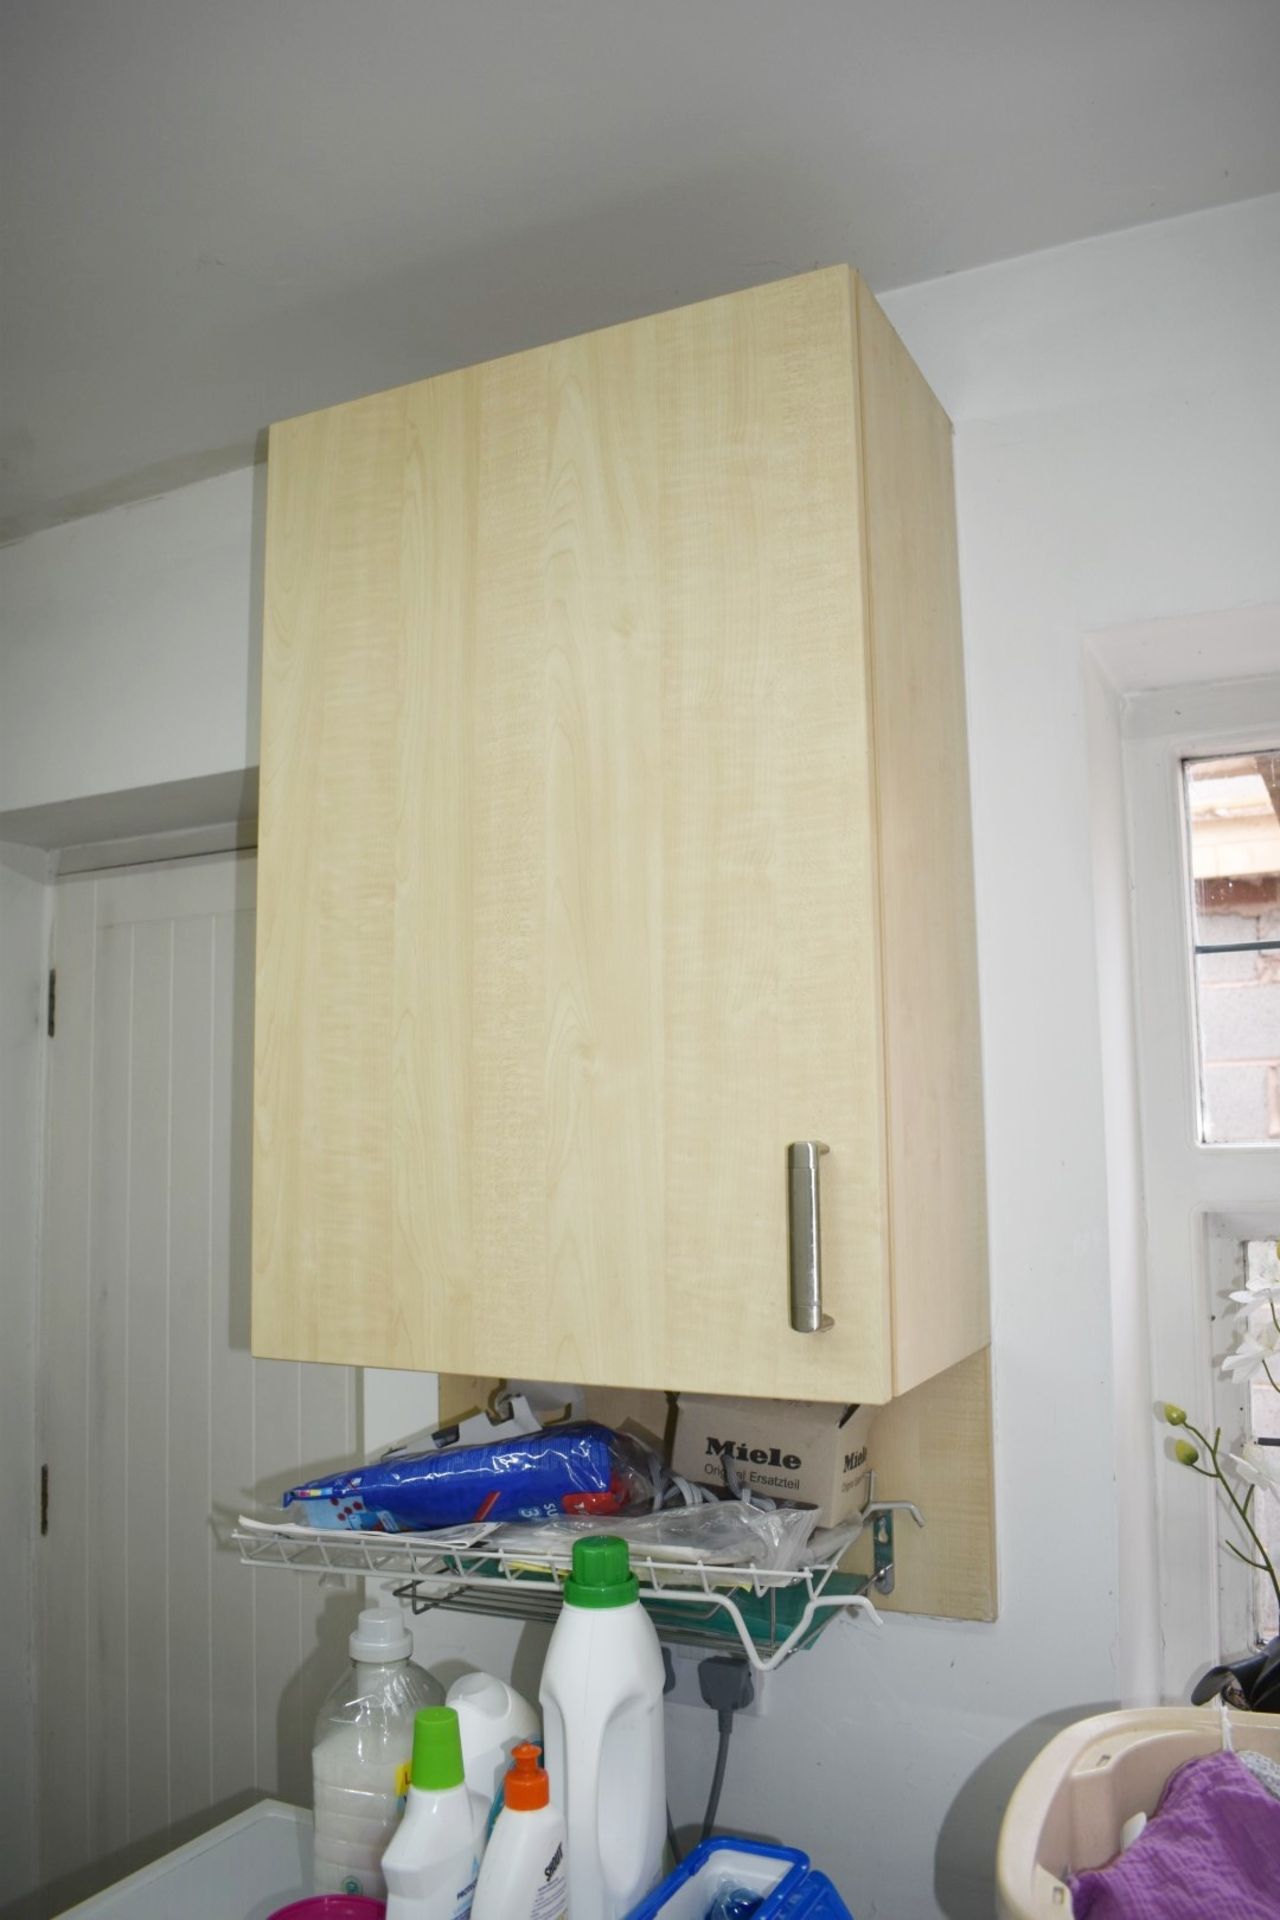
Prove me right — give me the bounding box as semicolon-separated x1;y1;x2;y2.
283;1421;641;1533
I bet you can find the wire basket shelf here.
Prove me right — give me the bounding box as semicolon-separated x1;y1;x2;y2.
231;1500;920;1673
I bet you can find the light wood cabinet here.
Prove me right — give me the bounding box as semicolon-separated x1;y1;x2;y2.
252;266;987;1404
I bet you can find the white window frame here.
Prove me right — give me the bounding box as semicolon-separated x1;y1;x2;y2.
1124;673;1280;1698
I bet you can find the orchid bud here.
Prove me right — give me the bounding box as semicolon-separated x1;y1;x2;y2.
1163;1403;1188;1426
1174;1439;1200;1467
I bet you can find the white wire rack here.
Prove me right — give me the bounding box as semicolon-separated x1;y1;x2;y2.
231;1500;922;1674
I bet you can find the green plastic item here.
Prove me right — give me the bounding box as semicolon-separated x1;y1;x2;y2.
410;1705;465;1791
563;1534;640;1610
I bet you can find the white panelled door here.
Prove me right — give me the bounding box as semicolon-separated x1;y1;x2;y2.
38;852;358;1898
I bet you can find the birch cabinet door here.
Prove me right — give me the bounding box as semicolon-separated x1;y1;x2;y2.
254;269;942;1401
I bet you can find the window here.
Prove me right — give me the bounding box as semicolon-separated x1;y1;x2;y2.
1186;751;1280;1144
1120;666;1280;1695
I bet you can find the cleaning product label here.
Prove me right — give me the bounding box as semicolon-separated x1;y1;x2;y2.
451;1856;480;1919
531;1840;567;1920
395;1759;412;1802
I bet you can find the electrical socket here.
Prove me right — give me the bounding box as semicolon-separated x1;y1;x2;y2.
662;1643;769;1719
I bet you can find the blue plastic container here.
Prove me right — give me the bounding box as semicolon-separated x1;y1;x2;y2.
626;1839;854;1920
779;1873;854;1918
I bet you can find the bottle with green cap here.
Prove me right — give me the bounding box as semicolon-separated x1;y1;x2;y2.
540;1535;666;1920
382;1705;489;1920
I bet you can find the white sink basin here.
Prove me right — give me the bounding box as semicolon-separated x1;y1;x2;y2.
58;1800;315;1919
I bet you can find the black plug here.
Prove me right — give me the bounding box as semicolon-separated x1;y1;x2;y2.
696;1656;754;1841
698;1654;755;1716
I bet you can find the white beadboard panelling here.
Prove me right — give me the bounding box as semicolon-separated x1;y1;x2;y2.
0;850;51;1908
208;899;258;1809
167;913;215;1828
38;853;358;1895
89;919;132;1857
39;877;95;1878
126;917;173;1836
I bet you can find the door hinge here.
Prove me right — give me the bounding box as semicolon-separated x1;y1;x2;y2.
47;967;56;1038
40;1464;49;1536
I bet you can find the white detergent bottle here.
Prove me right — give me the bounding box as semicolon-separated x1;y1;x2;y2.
311;1607;443;1899
540;1536;666;1920
447;1671;539;1812
471;1743;567;1920
383;1706;489;1920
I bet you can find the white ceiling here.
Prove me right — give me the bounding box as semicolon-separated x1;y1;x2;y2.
3;0;1279;541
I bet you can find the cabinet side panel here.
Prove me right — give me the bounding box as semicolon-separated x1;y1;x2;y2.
854;277;990;1394
657;269;891;1401
253;398;405;1362
842;1347;997;1619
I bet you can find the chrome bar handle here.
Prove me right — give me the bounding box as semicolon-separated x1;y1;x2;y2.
787;1141;834;1333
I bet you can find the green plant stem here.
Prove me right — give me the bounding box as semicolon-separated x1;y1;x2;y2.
1184;1419;1280;1615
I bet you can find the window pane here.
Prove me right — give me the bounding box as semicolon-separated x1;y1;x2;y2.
1243;1240;1280;1645
1185;753;1280;1144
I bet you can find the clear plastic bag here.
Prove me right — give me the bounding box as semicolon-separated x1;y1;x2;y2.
493;1498;821;1579
706;1893;764;1920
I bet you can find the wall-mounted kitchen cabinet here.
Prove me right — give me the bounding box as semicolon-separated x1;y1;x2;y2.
252;266;987;1404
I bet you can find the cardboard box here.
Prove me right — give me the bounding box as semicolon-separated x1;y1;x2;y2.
672;1395;875;1525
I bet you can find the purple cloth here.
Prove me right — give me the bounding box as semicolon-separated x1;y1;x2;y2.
1069;1750;1280;1918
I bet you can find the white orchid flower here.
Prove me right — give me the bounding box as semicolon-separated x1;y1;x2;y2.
1228;1277;1280;1320
1222;1320;1280;1384
1229;1442;1280;1497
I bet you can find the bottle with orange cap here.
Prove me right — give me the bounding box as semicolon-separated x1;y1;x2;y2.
471;1741;568;1920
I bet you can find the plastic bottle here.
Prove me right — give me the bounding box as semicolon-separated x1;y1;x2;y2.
471;1743;567;1920
540;1536;666;1920
383;1706;489;1920
311;1607;443;1898
446;1671;540;1812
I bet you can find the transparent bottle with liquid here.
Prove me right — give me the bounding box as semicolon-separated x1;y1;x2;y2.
312;1607;443;1899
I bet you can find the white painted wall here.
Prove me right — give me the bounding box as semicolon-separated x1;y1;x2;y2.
3;191;1279;1917
0;844;51;1904
0;465;260;818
